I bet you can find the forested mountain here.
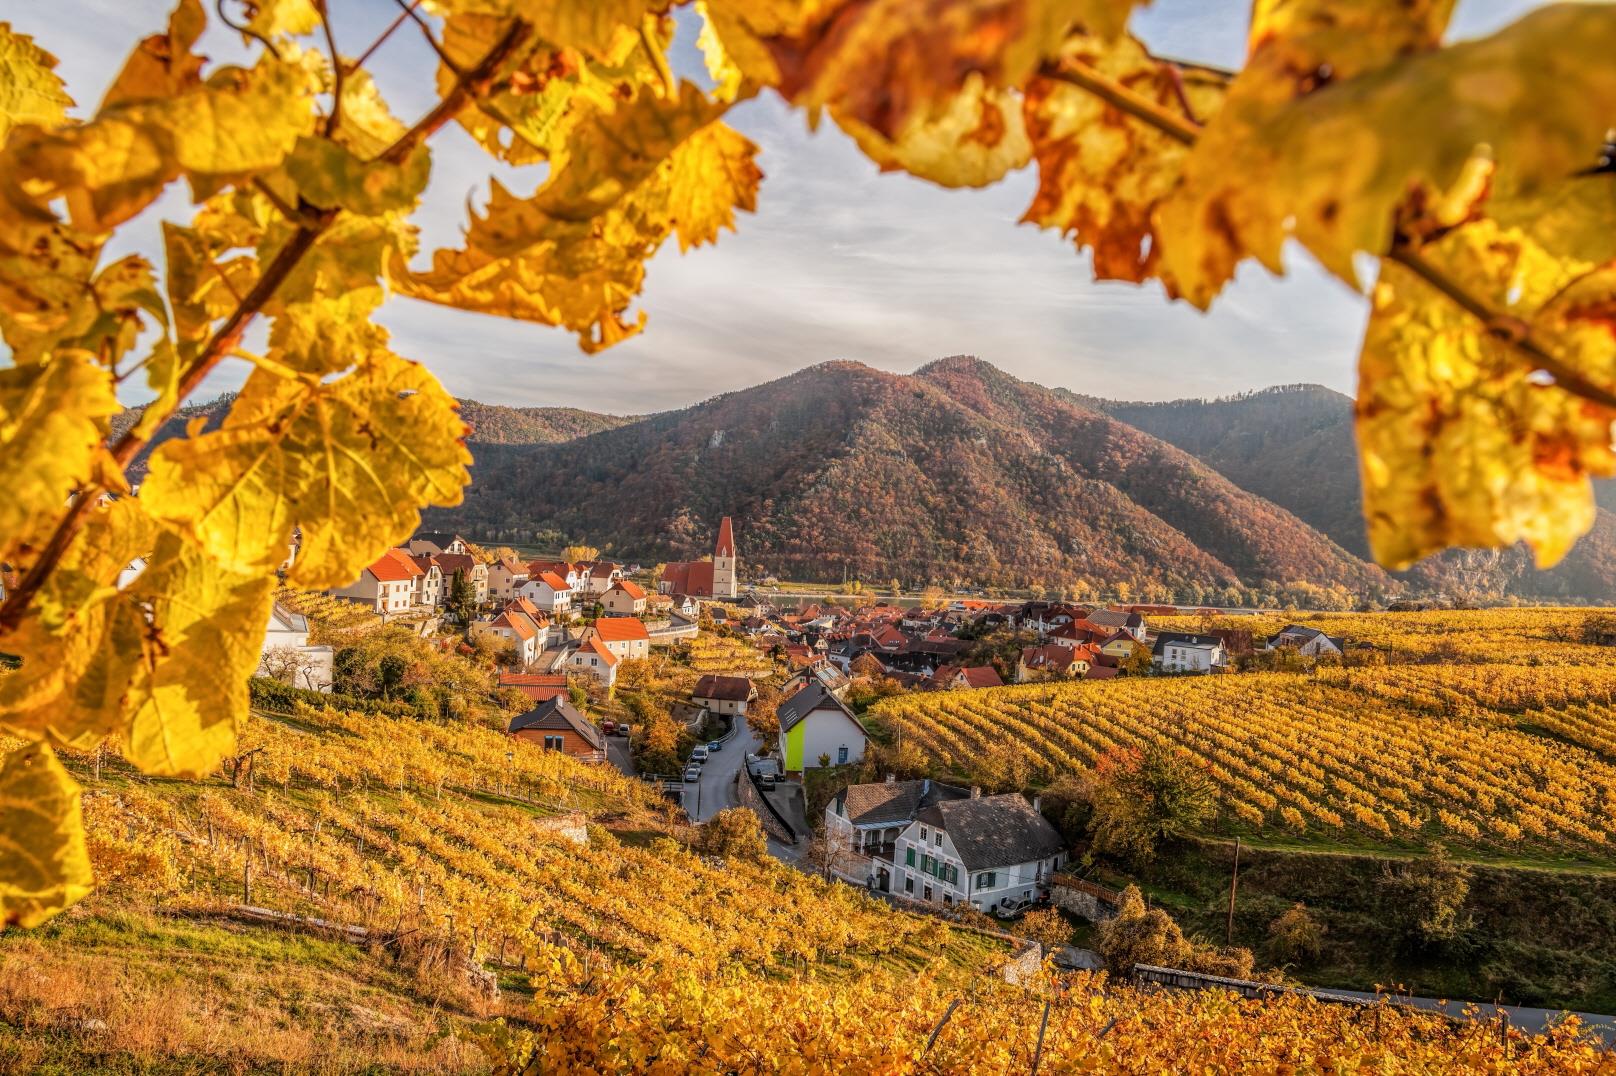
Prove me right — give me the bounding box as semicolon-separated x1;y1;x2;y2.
1085;384;1616;603
435;358;1388;601
117;395;629;478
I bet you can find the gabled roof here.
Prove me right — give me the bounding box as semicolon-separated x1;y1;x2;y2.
369;547;423;582
1019;643;1077;670
835;778;971;827
435;553;480;576
412;531;464;549
1268;625;1345;650
509;595;546;621
915;794;1065;872
610;579;646;600
498;672;569;702
777;682;861;733
933;664;1003;689
527;559;577;578
534;570;571;592
693;674;753;702
593;617;649;643
409;553;441;574
1152;631;1225;656
661;560;716;596
268;602;308;633
508;697;604;750
494;556;528;578
579;636;618;667
492;611;538;641
1084;608;1143;630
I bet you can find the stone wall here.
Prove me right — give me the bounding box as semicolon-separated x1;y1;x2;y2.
736;772;795;843
1051;877;1120;923
998;939;1044;986
533;811;589;847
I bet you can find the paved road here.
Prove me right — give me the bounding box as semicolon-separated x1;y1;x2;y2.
1324;989;1616;1043
688;719;761;822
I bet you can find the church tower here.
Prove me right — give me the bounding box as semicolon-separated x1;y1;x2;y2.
712;516;737;599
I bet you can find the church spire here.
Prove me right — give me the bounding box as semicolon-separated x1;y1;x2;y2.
715;515;736;558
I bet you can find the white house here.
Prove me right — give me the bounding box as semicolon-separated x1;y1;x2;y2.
1266;624;1346;657
567;636;619;687
777;682;867;773
578;560;624;596
331;548;421;614
518;570;573;617
435;553;488;609
475;604;547;666
891;791;1066;912
1151;632;1228;674
258;602;334;691
409;553;444;609
600;579;647;617
823;777;970;893
589;616;649;662
692;674;755;716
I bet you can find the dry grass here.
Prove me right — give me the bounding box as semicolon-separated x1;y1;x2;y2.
0;904;511;1074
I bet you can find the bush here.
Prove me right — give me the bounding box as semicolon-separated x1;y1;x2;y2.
1088;744;1218;865
692;809;767;862
1095;886;1254;980
248;677;414;718
1378;844;1472;949
1265;903;1325;964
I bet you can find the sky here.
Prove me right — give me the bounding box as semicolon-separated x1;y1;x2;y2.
13;0;1541;415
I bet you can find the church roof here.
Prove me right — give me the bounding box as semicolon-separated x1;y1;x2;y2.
715;515;736;557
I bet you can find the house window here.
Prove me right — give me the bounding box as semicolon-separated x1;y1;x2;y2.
977;872;996;889
543;735;564;751
919;826;928;841
905;847;915;867
923;884;933;902
932;830;942;847
904;875;913;894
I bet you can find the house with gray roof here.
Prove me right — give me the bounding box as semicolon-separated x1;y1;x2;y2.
776;681;867;773
823;776;971;891
1265;624;1346;657
892;791;1067;913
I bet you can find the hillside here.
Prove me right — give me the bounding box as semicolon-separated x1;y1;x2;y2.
1088;384;1616;603
115;395;630;479
437;358;1387;600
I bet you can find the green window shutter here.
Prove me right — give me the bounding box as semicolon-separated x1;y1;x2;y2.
906;847;915;867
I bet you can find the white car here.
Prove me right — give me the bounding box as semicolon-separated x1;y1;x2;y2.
689;746;709;764
994;896;1034;920
683;765;701;783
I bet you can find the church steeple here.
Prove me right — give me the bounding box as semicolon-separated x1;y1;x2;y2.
712;516;737;598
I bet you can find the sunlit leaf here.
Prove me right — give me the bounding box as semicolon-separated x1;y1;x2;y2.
140;350;470;589
837;74;1031;189
0;22;74;139
0;743;93;929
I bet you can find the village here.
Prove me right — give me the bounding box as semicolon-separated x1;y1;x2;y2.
253;514;1358;926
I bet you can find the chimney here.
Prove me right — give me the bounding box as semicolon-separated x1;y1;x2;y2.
885;773;896;784
970;785;981;799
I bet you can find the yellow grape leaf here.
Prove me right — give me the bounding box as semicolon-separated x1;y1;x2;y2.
711;0;1142;139
121;530;275;777
0;499;154;754
836;73;1030;189
139;350;470;589
696;1;745;101
399;86;752;349
1160;3;1616;306
0;224;102;363
0;743;93;928
284;136;431;216
666;122;763;251
245;0;322;38
431;0;664;58
1;49;319;233
1357;217;1616;570
99;0;206;110
272;211;417;356
0;23;74;139
1021;38;1224;281
330;67;408;160
0;353;119;569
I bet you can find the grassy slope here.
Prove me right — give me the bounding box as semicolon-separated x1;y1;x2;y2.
0;706;1005;1073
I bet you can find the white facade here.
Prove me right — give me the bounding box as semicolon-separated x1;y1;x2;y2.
1156;641;1226;674
518;575;573;617
258;604;334;691
891;821;1063;911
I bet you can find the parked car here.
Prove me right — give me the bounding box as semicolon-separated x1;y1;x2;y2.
689;746;709;764
601;719;616;735
707;740;722;753
993;897;1033;920
683;765;701;783
615;723;630;736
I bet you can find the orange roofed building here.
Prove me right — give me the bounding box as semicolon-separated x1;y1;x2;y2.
660;516;738;600
331;548;422;615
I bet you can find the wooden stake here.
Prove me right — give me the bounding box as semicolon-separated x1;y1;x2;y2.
1225;837;1242;947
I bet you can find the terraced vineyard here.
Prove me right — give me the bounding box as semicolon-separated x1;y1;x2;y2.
875;668;1616;860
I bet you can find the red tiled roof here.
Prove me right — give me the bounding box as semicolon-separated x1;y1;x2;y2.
694;674;753;702
536;570;570;592
498;672;569;702
581;636;618;666
661;560;716;596
493;611;537;641
714;516;735;557
495;557;528;577
611;579;646;600
435;553;479;575
370;547;423;582
593;617;649;643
